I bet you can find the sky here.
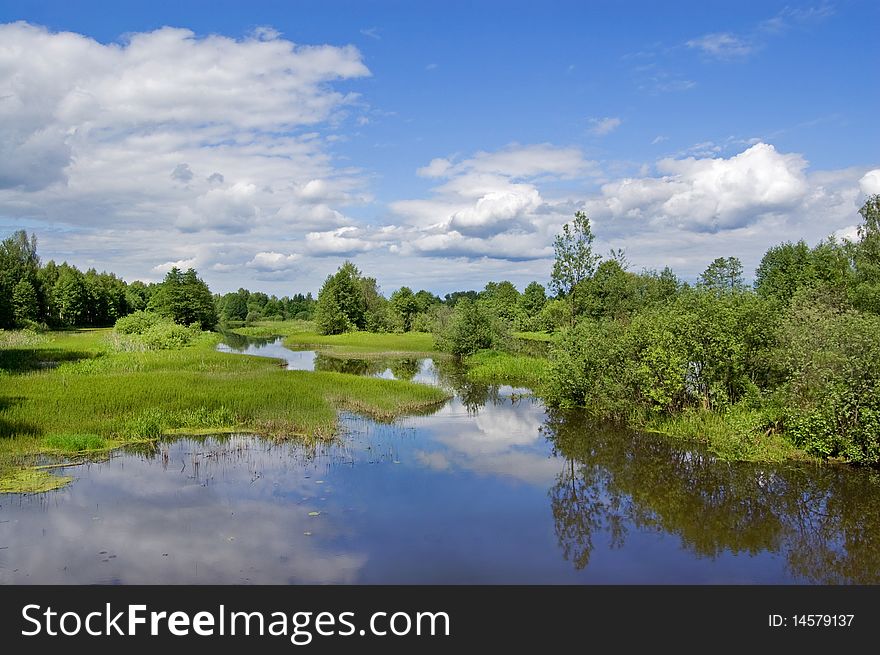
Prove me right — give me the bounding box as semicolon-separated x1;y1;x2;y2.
0;0;878;296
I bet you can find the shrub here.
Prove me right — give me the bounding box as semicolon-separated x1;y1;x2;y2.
433;299;509;357
114;310;163;335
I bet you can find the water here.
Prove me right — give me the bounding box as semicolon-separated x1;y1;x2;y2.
1;336;879;584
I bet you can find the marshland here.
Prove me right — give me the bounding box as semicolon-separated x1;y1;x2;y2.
2;199;880;583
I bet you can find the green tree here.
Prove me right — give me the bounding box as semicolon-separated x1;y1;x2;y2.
519;281;547;317
148;267;217;329
12;278;39;324
550;211;600;298
391;286;419;331
851;194;880;314
434;299;507;357
314;290;351;335
480;280;522;324
699;257;745;294
551;211;601;325
314;262;367;334
53;267;87;327
0;230;41;328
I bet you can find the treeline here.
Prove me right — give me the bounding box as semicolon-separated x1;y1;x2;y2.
0;231;218;330
0;231;137;329
311;260;564;339
216;289;315;324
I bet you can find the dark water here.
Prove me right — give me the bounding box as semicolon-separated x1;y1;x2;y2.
1;336;879;584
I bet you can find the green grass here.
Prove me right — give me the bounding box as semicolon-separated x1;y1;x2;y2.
463;350;549;388
0;327;449;492
44;433;108;452
513;331;555;342
230;319;315;338
642;405;810;463
231;320;440;357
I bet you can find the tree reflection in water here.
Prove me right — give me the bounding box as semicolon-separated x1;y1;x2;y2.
543;409;880;583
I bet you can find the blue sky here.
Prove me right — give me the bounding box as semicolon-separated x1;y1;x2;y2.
0;1;878;295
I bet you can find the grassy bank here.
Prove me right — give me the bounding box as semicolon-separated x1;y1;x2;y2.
0;328;449;492
641;406;811;463
232;320;438;357
463;350;549;389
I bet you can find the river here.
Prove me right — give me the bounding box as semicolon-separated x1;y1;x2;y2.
1;335;878;583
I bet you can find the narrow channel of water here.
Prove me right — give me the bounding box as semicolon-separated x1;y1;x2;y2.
1;334;878;584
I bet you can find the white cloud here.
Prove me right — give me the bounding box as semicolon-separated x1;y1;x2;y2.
593;143;808;231
0;21;372;289
388;143;595;259
588;116;622;136
651;135;669;145
860;169;880;196
305;226;378;255
246;251;302;272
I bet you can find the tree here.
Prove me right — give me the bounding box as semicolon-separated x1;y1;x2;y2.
550;211;600;298
851;194;880;314
391;286;419;331
148;267;217;329
0;230;40;328
53;267;87;327
12;278;39;324
551;211;601;326
519;281;547;318
480;280;521;324
699;257;745;294
314;290;350;335
314;262;368;333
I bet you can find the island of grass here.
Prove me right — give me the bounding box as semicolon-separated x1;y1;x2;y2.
0;327;449;493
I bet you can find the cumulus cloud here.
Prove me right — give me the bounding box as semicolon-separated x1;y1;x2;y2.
246;251;302;272
388;143;596;260
860;169;880;196
592;143;808;231
0;21;371;286
305;226;378;255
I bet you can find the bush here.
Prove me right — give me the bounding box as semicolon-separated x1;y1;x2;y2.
433;299;509;357
114;310;163;335
113;311;202;350
774;298;880;463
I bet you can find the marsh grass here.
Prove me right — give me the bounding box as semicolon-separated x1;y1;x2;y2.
230;320;438;356
642;405;809;463
0;327;450;493
44;433;108;452
463;350;549;388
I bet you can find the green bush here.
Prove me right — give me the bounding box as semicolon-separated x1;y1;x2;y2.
114;310;163;335
774;298;880;463
433;299;509;357
113;311;202;350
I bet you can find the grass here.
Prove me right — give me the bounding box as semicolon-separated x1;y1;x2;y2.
463;350;549;388
0;327;450;493
513;331;555;342
642;405;810;463
231;320;440;357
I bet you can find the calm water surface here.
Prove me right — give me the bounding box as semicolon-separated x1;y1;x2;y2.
1;335;878;584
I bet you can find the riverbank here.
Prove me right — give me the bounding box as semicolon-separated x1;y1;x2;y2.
0;328;449;492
